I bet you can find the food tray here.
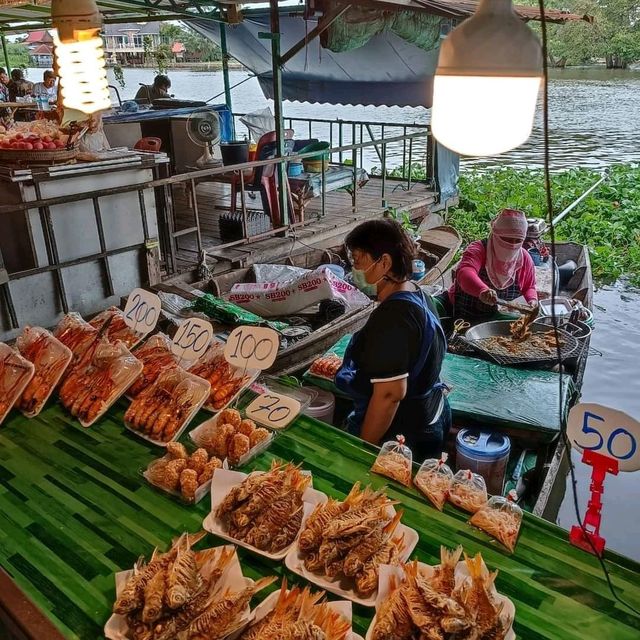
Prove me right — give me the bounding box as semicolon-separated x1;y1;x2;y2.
59;340;143;428
124;367;211;446
142;444;222;505
284;506;419;608
244;588;364;640
53;312;99;364
189;414;275;468
307;352;343;382
0;343;35;425
364;561;515;640
104;545;252;640
15;326;72;418
88;306;144;350
188;339;260;414
203;468;327;561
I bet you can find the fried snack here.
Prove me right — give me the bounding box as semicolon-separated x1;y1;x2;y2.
215;461;310;553
250;427;270;448
413;455;454;511
297;482;405;598
228;433;251;465
187;448;209;475
469;494;523;553
180;469;199;501
371;436;413;487
448;470;488;514
199;458;223;484
369;550;512;640
218;408;242;429
166;442;188;460
238;418;256;437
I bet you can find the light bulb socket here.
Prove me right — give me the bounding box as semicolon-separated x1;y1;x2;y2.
52;0;102;43
436;0;542;78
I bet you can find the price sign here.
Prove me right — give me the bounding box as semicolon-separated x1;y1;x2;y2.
123;288;161;336
567;403;640;472
245;392;301;430
224;326;279;371
171;318;213;362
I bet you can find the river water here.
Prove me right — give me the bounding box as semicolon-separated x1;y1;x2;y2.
39;65;640;560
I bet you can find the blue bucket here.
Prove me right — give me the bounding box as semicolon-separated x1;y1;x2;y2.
288;162;303;177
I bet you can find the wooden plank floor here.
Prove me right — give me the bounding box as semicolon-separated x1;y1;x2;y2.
169;176;438;270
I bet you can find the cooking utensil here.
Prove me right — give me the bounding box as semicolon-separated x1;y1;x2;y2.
496;298;536;315
462;320;579;366
449;318;470;340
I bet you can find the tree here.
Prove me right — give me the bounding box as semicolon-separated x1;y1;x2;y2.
159;22;222;62
5;42;29;69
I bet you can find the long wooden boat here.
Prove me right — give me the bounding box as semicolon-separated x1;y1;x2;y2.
427;241;593;520
186;225;461;376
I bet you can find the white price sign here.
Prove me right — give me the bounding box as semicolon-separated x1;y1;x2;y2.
171;318;213;362
224;326;279;371
245;392;301;430
567;403;640;472
123;288;161;336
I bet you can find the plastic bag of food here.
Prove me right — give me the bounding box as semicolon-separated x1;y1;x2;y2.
0;343;35;424
88;306;141;350
414;453;454;510
371;435;413;486
129;333;179;397
16;327;72;417
309;353;343;380
53;312;98;364
469;490;523;553
448;469;488;513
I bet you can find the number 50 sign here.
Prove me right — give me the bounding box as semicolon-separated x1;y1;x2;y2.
567;403;640;472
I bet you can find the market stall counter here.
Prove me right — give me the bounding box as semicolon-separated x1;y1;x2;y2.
0;400;638;639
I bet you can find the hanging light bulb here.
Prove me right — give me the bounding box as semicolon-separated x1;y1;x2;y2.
51;0;111;114
431;0;543;157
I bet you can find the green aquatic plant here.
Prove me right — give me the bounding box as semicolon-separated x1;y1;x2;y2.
444;165;640;286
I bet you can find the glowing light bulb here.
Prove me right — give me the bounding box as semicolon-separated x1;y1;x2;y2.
54;32;111;114
431;0;543;157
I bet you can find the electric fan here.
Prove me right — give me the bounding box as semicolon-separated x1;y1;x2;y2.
186;110;222;167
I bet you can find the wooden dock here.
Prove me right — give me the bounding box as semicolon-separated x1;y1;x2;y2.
169;176;445;274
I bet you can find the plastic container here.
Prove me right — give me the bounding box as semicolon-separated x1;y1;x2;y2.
287;161;303;177
220;141;249;166
299;141;330;173
411;259;426;281
456;429;510;495
321;263;345;280
303;387;335;425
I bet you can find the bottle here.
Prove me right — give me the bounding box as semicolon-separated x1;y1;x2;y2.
411;259;426;281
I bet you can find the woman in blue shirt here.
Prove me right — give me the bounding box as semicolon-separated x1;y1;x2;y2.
336;219;450;461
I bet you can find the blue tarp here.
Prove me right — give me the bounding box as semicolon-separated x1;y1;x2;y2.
103;105;234;142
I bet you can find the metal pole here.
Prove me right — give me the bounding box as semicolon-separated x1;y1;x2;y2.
269;0;288;227
1;34;10;72
219;23;235;138
552;172;608;226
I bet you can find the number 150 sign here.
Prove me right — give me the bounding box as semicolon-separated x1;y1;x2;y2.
567;403;640;472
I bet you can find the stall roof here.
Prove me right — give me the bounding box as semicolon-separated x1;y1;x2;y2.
0;0;592;32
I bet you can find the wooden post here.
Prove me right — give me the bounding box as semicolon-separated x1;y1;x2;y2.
1;34;10;73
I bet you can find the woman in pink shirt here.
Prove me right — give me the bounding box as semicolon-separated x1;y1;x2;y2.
442;209;538;320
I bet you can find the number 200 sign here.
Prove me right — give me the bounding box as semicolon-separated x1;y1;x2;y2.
224;326;279;371
123;288;161;337
567;403;640;472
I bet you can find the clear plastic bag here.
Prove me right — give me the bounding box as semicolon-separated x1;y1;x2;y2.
88;306;141;350
0;343;35;424
448;469;488;513
371;435;413;486
414;453;454;510
129;333;179;398
53;312;98;364
469;491;523;553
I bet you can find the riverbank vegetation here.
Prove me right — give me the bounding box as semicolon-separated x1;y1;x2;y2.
446;165;640;286
522;0;640;68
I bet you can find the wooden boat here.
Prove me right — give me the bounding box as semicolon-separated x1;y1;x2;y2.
427;241;593;521
194;225;461;376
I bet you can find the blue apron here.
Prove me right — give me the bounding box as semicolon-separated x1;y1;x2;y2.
335;289;447;435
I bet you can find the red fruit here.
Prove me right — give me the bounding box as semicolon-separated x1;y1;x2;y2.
55;141;65;148
23;142;33;150
42;135;52;143
14;134;23;140
47;142;57;150
33;143;44;150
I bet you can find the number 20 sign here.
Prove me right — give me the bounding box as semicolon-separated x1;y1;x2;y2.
567;403;640;472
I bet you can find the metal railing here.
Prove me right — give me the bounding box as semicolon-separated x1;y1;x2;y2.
0;126;435;319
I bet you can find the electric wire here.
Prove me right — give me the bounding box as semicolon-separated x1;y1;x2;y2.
538;0;640;617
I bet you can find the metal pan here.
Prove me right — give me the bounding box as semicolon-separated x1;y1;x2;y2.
462;320;580;366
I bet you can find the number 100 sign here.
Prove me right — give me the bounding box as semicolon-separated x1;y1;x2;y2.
567;403;640;472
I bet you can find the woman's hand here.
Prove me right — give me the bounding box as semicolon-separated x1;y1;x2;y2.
360;378;407;445
479;288;498;306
